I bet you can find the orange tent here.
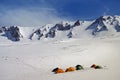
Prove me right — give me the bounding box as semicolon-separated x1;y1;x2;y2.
65;67;75;72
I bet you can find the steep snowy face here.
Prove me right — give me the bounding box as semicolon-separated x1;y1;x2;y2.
29;20;81;40
86;16;108;35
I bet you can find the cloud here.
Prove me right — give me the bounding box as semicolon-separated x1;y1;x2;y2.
0;0;68;27
0;7;64;27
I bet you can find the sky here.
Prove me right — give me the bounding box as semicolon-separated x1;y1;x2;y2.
0;0;120;27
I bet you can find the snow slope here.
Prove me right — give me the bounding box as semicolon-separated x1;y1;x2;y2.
0;38;120;80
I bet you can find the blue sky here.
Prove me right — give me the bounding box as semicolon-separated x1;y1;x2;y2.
0;0;120;26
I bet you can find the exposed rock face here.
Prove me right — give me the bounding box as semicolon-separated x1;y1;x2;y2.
45;30;56;38
0;27;7;33
115;24;120;32
55;23;71;31
3;26;23;41
29;29;43;40
67;31;72;38
73;20;80;26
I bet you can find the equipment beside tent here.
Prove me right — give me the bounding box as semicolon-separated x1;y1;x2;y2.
75;65;84;70
91;64;102;69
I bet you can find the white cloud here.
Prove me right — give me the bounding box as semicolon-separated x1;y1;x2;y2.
0;7;63;27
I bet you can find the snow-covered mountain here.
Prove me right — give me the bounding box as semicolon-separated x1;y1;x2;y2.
29;20;81;40
86;15;120;35
0;15;120;41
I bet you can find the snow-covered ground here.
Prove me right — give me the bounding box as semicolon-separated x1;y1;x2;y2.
0;38;120;80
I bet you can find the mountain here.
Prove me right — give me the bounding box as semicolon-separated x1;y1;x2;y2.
85;16;108;35
29;20;81;40
0;15;120;41
0;26;23;41
86;15;120;35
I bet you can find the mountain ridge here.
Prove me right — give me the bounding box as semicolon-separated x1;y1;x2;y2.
0;15;120;41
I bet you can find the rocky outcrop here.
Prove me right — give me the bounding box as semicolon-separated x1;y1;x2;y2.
2;26;23;41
